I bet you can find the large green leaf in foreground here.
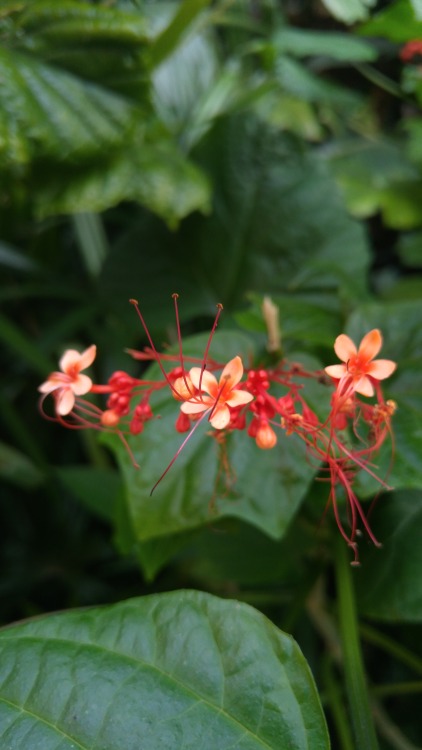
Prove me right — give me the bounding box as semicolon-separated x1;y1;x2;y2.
0;591;330;749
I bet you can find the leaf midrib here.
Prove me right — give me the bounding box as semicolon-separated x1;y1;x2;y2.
0;633;287;750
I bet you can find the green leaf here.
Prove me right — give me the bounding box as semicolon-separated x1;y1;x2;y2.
182;518;320;589
328;137;422;228
36;137;211;226
0;591;330;749
273;28;377;62
320;0;376;24
356;490;422;622
148;0;212;69
397;231;422;268
0;312;53;375
0;46;137;166
411;0;422;20
0;241;39;272
275;56;361;108
188;117;370;305
17;1;149;44
235;292;342;349
0;441;44;489
359;0;422;43
153;32;271;150
57;466;122;522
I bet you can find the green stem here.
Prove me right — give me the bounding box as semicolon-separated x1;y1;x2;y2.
334;536;379;750
322;657;355;750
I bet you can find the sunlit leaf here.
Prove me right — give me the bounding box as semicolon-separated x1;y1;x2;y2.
359;0;422;42
0;46;137;165
17;1;150;44
320;0;376;24
148;0;212;68
36;136;211;226
273;28;377;62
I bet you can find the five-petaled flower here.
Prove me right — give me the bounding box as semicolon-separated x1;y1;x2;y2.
324;329;396;397
38;345;96;415
180;355;254;429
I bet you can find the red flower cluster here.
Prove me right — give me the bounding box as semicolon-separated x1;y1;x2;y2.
400;39;422;62
39;297;397;563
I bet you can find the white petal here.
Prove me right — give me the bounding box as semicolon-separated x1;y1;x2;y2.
226;390;254;407
79;344;97;370
324;364;347;379
57;388;75;415
368;359;396;380
189;367;217;395
72;374;93;395
209;404;231;429
59;349;82;373
219;356;243;389
359;329;382;360
181;401;209;415
354;376;374;397
334;335;357;363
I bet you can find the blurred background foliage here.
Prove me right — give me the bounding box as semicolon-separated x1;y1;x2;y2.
2;0;422;746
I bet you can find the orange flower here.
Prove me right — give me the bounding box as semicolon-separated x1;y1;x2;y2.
325;329;396;397
39;345;96;415
181;355;254;429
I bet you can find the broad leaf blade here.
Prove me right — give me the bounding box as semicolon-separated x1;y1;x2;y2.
321;0;376;24
17;1;150;44
356;490;422;622
0;46;136;164
36;137;211;225
104;331;321;552
187;117;370;306
0;591;330;749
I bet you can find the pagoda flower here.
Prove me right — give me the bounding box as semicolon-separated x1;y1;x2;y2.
180;356;254;429
324;329;396;398
38;345;96;415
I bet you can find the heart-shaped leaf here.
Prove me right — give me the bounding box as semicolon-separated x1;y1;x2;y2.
104;332;321;566
0;591;330;749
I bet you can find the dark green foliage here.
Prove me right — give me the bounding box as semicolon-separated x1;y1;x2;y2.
2;1;422;748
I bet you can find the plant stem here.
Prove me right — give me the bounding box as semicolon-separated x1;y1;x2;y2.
322;657;355;750
334;536;379;750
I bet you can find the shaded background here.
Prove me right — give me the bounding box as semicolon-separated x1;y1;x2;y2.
1;1;422;746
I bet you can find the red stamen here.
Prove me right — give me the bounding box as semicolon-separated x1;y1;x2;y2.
150;407;212;495
172;293;196;398
129;298;181;399
199;303;223;394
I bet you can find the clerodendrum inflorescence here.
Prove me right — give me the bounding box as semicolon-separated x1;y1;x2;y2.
38;295;397;564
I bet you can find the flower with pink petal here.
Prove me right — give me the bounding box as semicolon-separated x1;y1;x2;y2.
181;355;254;429
325;329;396;397
39;345;96;415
